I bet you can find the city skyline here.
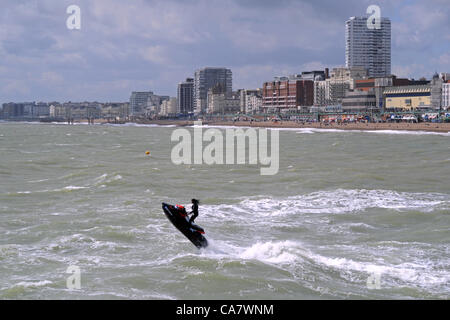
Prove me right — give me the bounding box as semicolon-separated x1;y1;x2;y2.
0;0;449;103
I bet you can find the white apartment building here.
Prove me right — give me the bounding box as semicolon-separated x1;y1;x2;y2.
239;89;262;113
442;82;450;110
159;97;178;116
246;94;263;114
346;16;391;78
207;92;240;114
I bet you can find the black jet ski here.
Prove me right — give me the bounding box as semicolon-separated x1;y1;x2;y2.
162;203;208;249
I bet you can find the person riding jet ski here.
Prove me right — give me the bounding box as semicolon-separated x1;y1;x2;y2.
189;199;199;224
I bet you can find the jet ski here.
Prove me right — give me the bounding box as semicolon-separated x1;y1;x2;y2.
162;203;208;249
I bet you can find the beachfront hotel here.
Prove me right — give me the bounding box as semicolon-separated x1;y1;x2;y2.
262;78;314;113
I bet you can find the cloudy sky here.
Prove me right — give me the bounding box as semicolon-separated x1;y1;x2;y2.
0;0;449;103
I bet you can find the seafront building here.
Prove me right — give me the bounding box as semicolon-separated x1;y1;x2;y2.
130;91;153;116
383;85;432;111
262;78;314;113
32;102;50;118
1;103;26;119
261;71;327;112
289;70;327;82
207;86;240;114
341;90;377;113
177;78;194;115
129;91;169;117
62;102;102;120
194;67;233;114
382;74;443;111
239;89;262;114
351;76;430;111
246;93;263;114
314;73;437;115
100;103;130;120
0;102;50;120
239;89;262;113
442;81;450;110
314;67;368;107
430;74;443;110
328;67;368;105
159;98;178;117
313;80;329;107
346;16;391;77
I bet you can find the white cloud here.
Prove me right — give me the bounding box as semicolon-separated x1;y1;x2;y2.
393;2;450;49
89;0;210;44
216;1;342;52
299;61;328;71
1;80;31;96
392;64;429;79
437;53;450;66
140;45;170;64
40;71;63;84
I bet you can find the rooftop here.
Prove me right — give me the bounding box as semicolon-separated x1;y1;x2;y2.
384;85;431;94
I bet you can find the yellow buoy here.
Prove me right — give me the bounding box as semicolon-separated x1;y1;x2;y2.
145;151;150;155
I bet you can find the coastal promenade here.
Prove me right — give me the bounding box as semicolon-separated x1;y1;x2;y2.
5;118;447;133
132;119;450;133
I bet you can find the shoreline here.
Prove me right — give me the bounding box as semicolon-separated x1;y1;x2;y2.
2;119;449;133
134;120;450;133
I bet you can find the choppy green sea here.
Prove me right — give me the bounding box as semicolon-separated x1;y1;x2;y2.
0;122;449;299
